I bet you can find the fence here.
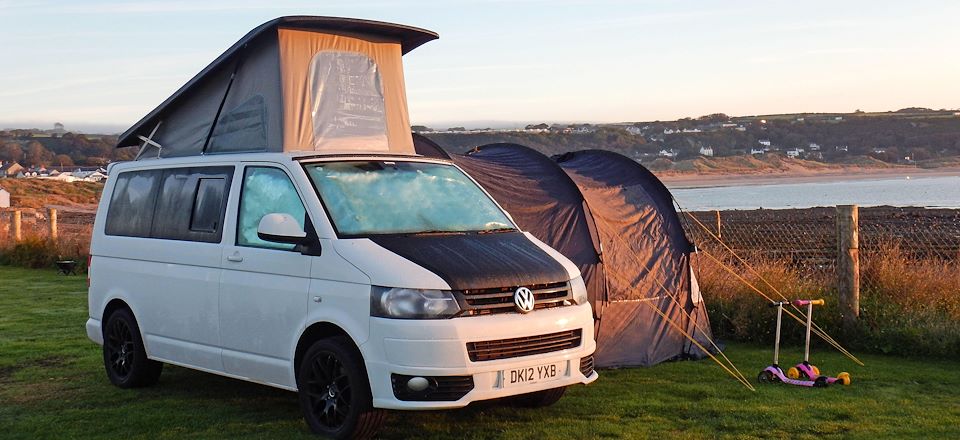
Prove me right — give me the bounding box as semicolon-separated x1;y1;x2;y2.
0;207;96;257
683;205;960;323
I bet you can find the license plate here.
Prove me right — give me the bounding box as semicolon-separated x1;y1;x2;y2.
505;362;565;387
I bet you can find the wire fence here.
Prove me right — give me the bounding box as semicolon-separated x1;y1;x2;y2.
682;206;960;292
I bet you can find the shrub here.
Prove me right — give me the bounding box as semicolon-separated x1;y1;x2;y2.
698;247;960;359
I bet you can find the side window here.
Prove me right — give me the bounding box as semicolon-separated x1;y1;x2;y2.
105;170;161;237
237;167;307;250
151;166;233;243
190;178;227;233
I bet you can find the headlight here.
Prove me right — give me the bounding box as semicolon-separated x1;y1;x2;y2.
571;276;589;305
370;287;461;319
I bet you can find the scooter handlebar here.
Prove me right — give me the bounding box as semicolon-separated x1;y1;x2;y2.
793;299;825;306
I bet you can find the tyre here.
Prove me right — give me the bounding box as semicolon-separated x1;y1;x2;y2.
102;308;163;388
297;336;385;439
811;365;821;377
510;386;566;408
836;372;851;386
757;370;776;384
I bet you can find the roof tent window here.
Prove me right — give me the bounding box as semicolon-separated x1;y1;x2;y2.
309;51;388;150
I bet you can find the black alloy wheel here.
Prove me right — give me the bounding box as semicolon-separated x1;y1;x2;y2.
105;317;134;378
102;308;162;388
298;337;385;439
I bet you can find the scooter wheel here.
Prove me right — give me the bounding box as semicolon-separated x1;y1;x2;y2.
813;376;829;388
757;370;776;384
786;367;800;379
812;365;821;376
837;372;851;386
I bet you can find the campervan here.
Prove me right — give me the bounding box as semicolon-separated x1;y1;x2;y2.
86;17;596;439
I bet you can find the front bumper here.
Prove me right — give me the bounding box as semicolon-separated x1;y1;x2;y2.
362;302;597;410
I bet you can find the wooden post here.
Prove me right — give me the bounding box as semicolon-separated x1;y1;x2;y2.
836;205;860;328
48;208;58;240
12;210;21;241
715;210;722;239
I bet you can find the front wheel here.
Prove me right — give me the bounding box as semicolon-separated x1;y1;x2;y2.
510;386;566;408
102;308;163;388
297;337;385;439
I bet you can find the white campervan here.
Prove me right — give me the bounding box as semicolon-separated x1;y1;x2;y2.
87;17;596;439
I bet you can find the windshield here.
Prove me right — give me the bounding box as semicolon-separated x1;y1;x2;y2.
305;161;515;236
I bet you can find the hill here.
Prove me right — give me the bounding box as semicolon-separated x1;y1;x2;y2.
0;178;103;210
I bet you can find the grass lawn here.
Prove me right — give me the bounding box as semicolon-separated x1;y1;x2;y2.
1;266;958;439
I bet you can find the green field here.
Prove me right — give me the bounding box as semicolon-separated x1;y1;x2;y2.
1;266;958;439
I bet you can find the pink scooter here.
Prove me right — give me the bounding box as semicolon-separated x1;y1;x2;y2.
785;299;851;386
757;301;829;387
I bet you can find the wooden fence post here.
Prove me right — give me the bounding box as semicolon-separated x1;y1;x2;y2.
48;208;58;240
12;209;21;241
836;205;860;328
715;210;722;239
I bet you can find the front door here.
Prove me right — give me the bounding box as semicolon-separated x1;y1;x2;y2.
219;165;312;387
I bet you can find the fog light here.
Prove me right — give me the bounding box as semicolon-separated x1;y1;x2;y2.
407;376;429;392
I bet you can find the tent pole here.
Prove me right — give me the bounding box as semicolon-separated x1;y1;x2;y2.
202;58;244;154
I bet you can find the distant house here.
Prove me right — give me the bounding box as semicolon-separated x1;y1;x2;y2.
699;146;714;157
873;147;887;154
0;186;9;208
625;126;643;135
834;116;843;121
835;145;849;152
808;143;821;151
2;162;24;177
750;148;766;155
786;149;801;158
663;128;677;135
735;125;747;131
758;139;772;147
658;149;678;158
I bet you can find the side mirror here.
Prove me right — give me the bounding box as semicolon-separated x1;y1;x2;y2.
257;213;307;244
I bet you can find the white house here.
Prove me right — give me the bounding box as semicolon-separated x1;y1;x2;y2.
699;146;714;157
873;147;887;154
625;126;643;135
0;186;9;208
658;149;678;158
750;148;766;155
663;128;677;135
758;139;772;147
786;149;801;158
808;143;821;151
835;145;849;152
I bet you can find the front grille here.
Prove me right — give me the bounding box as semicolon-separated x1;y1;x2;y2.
459;281;571;316
391;374;474;401
467;329;583;362
579;355;595;377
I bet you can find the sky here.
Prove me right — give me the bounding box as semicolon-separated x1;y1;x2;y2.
1;0;958;132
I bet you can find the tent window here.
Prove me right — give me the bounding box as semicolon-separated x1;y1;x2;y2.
208;95;268;153
308;51;388;150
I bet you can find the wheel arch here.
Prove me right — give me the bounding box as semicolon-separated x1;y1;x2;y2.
293;321;361;380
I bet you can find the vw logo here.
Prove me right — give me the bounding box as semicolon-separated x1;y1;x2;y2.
514;287;535;313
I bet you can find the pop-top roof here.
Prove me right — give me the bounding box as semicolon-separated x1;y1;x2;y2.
117;16;439;156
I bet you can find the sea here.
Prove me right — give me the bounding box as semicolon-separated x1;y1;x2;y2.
668;175;960;211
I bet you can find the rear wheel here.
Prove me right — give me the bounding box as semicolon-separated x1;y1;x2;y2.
102;308;162;388
836;372;851;386
297;337;385;439
757;370;777;384
510;386;566;408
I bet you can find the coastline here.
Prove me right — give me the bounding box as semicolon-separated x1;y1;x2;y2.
658;166;960;189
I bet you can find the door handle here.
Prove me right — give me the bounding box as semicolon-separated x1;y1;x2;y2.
226;253;243;262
